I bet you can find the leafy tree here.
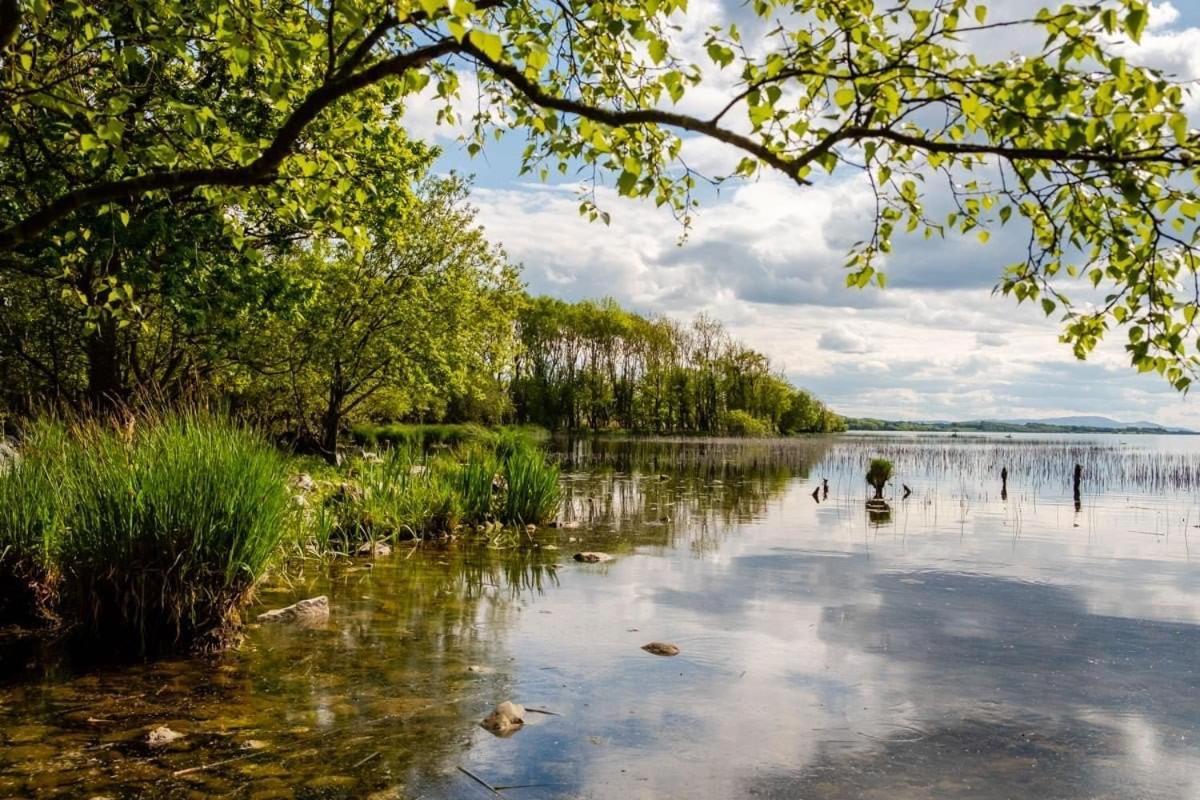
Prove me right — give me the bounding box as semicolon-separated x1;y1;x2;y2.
246;177;521;461
511;296;841;434
3;1;1200;387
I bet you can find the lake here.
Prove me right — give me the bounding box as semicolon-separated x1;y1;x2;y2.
2;433;1198;798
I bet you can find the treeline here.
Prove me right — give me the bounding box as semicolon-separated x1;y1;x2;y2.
0;136;840;456
511;297;844;435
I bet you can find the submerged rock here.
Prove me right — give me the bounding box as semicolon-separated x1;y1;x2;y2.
480;701;525;736
257;596;329;625
641;642;680;657
356;541;392;557
146;725;184;748
573;552;613;563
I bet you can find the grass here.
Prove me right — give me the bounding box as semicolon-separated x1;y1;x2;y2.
323;438;562;547
501;446;561;525
0;412;565;654
0;420;68;625
1;412;295;653
351;422;549;452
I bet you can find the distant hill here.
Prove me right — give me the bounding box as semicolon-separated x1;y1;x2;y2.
845;417;1195;435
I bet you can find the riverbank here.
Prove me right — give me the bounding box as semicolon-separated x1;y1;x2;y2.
0;413;562;655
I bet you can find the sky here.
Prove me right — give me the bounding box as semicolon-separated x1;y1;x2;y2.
409;1;1200;426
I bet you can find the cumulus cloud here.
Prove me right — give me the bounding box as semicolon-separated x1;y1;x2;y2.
430;1;1200;427
818;326;870;354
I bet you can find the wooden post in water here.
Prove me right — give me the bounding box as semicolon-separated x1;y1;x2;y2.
1001;467;1008;501
822;478;829;500
1073;463;1083;512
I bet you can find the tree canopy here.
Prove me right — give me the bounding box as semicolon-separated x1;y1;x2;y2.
2;1;1199;387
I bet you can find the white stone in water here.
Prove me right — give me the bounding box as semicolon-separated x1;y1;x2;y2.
480;701;525;735
257;595;330;625
146;725;184;748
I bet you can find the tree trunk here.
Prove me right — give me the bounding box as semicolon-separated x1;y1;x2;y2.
85;315;125;410
320;366;345;466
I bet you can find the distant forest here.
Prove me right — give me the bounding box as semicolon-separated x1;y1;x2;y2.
845;418;1193;435
511;297;844;436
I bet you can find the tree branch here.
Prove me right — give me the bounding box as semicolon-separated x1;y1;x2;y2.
0;39;458;252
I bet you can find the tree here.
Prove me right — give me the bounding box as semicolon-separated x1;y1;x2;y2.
248;177;521;462
2;1;1200;387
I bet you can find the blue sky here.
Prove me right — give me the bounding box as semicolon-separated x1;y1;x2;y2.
410;1;1200;426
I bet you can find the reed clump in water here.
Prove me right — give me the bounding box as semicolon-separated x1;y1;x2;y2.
866;458;893;499
329;440;561;545
0;412;295;653
0;420;68;626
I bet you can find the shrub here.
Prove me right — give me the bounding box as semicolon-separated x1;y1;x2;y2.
722;410;771;437
866;458;893;499
53;413;295;653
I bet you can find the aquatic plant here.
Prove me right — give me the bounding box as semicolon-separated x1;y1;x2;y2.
0;420;69;625
501;446;561;525
452;446;502;523
55;412;295;652
342;448;463;540
866;458;893;499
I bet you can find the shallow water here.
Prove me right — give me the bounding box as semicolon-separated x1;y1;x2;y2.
2;433;1199;799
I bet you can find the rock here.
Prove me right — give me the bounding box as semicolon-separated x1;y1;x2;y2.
291;494;309;509
356;541;392;557
257;596;329;625
480;701;525;736
327;482;363;506
525;524;538;534
641;642;680;657
466;665;495;675
0;440;18;472
361;451;383;464
548;519;579;529
291;473;316;492
573;552;613;563
146;726;184;748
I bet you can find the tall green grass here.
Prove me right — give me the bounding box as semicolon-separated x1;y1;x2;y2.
328;438;562;546
500;446;561;525
0;420;68;624
0;412;295;652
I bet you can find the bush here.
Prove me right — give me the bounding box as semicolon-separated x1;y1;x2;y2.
866;457;893;499
722;410;771;437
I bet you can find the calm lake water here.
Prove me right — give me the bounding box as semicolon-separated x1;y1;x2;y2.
2;433;1199;799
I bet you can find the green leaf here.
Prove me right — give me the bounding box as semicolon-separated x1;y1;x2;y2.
468;30;504;61
833;87;856;110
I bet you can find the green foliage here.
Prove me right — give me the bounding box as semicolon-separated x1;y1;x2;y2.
329;436;561;544
722;410;770;438
242;176;522;460
342;448;463;541
0;412;294;651
0;420;68;623
56;413;295;651
866;458;894;497
500;446;562;526
3;0;1200;387
512;297;843;434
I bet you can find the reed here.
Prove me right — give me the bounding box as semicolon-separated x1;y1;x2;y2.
500;445;561;525
55;412;295;652
0;419;69;625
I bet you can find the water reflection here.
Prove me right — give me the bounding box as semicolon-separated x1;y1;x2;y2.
1;434;1198;798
